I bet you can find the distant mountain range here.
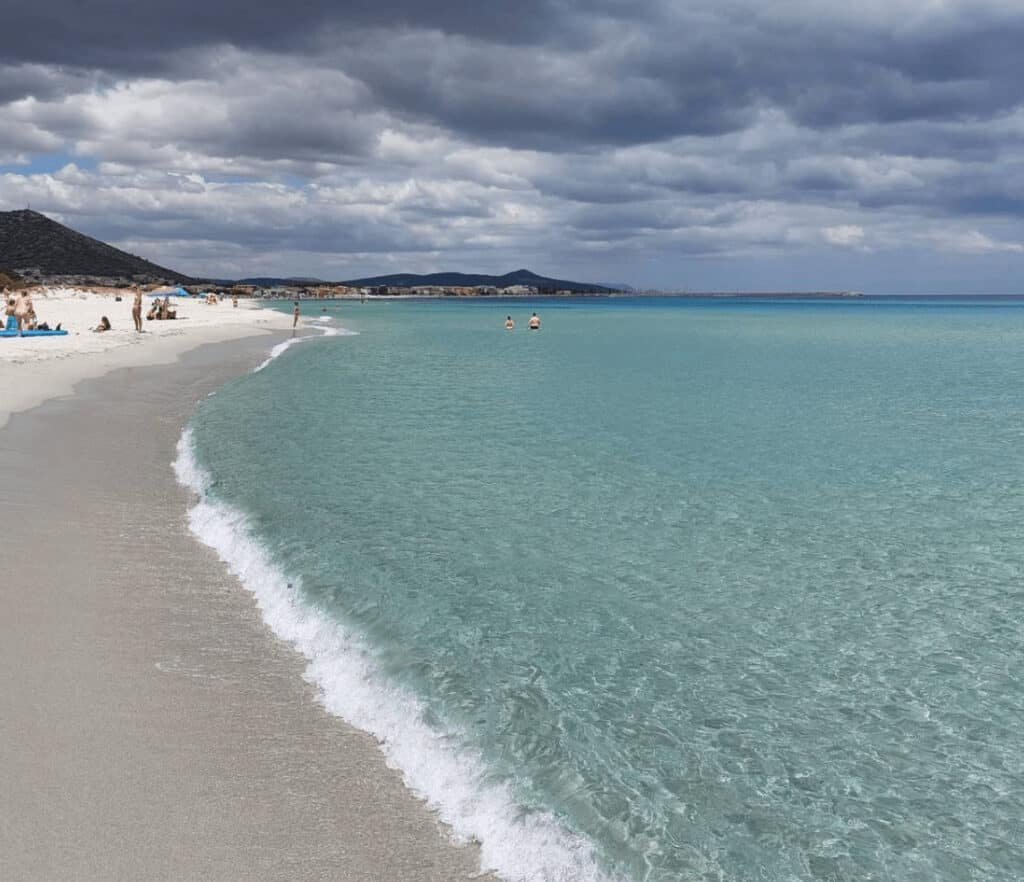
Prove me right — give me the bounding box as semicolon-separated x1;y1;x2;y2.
340;268;617;292
0;209;189;282
232;276;328;286
0;210;621;293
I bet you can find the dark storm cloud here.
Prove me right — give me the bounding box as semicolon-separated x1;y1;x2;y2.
0;0;555;71
0;64;105;105
4;1;1024;288
324;4;1024;149
728;17;1024;129
5;1;1024;148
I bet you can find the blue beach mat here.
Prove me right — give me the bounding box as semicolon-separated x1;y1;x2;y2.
0;328;69;337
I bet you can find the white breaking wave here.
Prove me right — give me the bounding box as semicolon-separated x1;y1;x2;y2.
172;328;615;882
254;322;357;372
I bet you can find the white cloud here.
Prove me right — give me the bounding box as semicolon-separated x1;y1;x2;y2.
918;228;1024;254
3;10;1024;290
823;224;867;246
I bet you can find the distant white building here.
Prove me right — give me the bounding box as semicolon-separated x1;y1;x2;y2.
500;284;537;295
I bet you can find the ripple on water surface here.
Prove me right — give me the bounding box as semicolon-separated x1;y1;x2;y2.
187;299;1024;882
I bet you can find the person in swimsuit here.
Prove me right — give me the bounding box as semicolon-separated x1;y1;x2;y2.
93;316;111;332
293;301;300;328
14;291;33;334
4;291;16;331
505;315;515;330
528;312;540;330
159;297;176;320
132;286;143;332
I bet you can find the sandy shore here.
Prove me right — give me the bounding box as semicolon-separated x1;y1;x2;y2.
0;332;485;880
0;288;294;430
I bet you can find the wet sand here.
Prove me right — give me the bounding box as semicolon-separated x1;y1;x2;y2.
0;334;483;880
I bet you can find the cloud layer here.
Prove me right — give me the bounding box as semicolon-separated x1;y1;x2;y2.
2;1;1024;289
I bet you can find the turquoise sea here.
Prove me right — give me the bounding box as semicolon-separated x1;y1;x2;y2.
178;297;1024;881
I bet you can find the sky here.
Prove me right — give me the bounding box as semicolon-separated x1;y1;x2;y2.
2;1;1023;291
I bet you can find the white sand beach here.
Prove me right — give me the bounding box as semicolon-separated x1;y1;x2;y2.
0;288;294;429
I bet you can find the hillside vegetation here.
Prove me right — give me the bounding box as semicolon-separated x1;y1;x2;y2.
0;268;29;290
0;209;189;282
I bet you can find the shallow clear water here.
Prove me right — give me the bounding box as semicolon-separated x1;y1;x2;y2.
188;298;1024;881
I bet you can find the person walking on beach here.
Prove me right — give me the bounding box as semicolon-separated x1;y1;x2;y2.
505;315;515;330
131;286;143;332
293;301;300;328
528;312;541;330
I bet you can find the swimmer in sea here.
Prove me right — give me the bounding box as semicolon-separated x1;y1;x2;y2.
505;315;515;330
528;312;540;330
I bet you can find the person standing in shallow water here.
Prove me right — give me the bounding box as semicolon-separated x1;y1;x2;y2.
131;286;143;332
505;315;515;330
528;312;541;330
292;301;300;329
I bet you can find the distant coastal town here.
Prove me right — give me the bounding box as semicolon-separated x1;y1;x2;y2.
4;271;864;300
1;208;863;300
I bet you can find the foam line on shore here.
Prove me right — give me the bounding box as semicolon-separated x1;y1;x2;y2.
254;320;356;372
173;328;614;882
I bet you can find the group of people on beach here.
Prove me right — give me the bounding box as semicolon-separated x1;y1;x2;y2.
95;288;176;333
97;286;169;333
504;312;541;331
3;284;236;337
147;296;177;323
94;284;159;333
3;287;63;333
4;287;44;332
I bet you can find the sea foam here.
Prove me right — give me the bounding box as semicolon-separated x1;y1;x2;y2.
172;337;613;882
254;320;356;372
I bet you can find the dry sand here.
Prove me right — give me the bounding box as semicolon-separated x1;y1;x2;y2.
0;288;294;430
0;330;486;880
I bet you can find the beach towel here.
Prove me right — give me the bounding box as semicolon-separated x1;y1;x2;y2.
5;315;15;331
